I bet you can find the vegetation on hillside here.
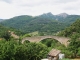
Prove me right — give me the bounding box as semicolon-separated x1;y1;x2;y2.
0;14;80;59
40;38;63;48
1;13;80;35
0;16;68;35
0;34;80;59
0;39;48;60
68;34;80;58
0;25;8;37
0;25;22;38
58;19;80;37
56;19;80;58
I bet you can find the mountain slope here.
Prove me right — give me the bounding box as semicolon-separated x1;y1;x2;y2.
39;12;80;24
0;12;80;35
0;24;22;38
0;25;13;37
0;15;68;35
58;19;80;37
0;19;3;22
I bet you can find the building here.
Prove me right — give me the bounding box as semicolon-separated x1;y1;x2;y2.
48;49;61;60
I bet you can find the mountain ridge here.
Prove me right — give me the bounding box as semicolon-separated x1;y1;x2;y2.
0;12;80;20
0;12;80;35
56;13;68;18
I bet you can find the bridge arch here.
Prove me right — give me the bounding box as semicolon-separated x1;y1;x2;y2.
40;38;61;47
22;36;70;46
40;38;59;42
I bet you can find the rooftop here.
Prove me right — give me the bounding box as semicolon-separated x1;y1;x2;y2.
48;49;61;57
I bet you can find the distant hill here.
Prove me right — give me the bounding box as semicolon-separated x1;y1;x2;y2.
0;12;80;35
58;19;80;37
39;12;80;24
0;19;3;22
57;13;68;18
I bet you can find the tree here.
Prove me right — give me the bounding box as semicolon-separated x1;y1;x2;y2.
24;43;49;60
23;40;30;44
0;40;17;60
68;33;80;58
40;38;62;48
0;40;49;60
1;31;11;41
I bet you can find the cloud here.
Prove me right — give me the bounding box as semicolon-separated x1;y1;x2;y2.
0;0;12;3
65;1;80;10
54;0;77;3
0;0;80;19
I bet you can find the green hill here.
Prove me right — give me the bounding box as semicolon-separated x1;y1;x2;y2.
0;15;67;35
0;25;22;38
0;13;80;35
58;19;80;37
0;19;3;22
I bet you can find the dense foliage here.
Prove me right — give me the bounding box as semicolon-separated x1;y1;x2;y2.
1;16;67;35
68;34;80;58
0;25;22;38
0;25;9;37
0;14;80;59
1;13;80;35
40;38;62;48
57;19;80;58
58;19;80;37
0;39;48;60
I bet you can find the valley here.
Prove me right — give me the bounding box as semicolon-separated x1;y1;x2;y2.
0;13;80;60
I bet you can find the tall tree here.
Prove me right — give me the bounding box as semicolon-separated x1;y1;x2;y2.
68;33;80;58
2;31;11;41
24;43;49;60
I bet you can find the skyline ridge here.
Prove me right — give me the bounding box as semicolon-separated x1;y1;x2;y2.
1;12;80;19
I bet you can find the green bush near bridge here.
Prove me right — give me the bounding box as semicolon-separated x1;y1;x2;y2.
0;39;49;60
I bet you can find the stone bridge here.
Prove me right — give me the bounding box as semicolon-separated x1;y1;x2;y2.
22;36;70;46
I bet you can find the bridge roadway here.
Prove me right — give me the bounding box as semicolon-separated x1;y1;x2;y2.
22;36;70;46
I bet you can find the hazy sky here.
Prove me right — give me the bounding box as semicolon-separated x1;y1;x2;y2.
0;0;80;19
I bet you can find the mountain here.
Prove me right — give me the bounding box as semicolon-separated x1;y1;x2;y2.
57;13;68;18
39;12;54;18
0;12;80;35
0;25;21;37
0;15;67;35
0;19;3;22
39;12;80;24
58;19;80;37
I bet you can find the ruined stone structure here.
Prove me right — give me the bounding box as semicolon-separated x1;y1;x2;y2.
22;36;70;46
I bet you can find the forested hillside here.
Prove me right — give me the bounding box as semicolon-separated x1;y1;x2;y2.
0;13;80;59
39;13;80;23
0;25;22;38
0;13;80;35
58;19;80;37
0;19;3;22
0;25;9;37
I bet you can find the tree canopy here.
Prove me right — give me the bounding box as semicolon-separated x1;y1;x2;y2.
0;40;48;60
58;19;80;37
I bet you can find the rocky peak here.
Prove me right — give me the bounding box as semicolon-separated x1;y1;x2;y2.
57;13;68;18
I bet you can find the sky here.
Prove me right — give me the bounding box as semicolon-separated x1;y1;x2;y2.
0;0;80;19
